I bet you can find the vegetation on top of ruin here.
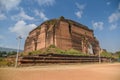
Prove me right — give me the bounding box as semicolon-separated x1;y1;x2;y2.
45;19;57;25
23;45;89;57
59;16;65;20
0;48;120;67
23;45;119;60
26;45;90;56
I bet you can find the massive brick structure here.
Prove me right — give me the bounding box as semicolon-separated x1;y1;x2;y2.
24;16;100;55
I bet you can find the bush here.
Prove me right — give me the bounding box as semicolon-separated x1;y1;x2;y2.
48;45;56;48
25;45;90;56
55;48;89;56
55;48;65;54
28;52;32;55
115;51;120;59
100;52;112;58
0;58;14;67
28;50;42;55
65;49;80;54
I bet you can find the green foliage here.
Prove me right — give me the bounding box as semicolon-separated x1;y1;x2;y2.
59;16;65;20
65;49;79;54
0;51;17;57
65;49;90;56
28;50;42;55
55;48;65;54
28;52;32;55
112;51;120;60
0;58;14;67
46;20;56;25
100;52;112;58
7;51;17;56
46;47;88;56
26;45;90;56
32;50;42;54
115;51;120;58
48;45;56;48
0;51;7;57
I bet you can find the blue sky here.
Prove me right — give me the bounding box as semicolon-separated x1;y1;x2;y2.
0;0;120;52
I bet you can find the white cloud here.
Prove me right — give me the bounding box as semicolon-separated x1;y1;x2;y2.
11;9;34;21
92;21;104;30
109;24;117;31
106;2;111;5
0;0;21;11
108;3;120;31
9;20;37;38
108;3;120;23
75;11;83;18
108;11;120;23
35;10;48;21
75;3;85;10
75;3;85;18
39;12;48;21
0;13;6;20
36;0;55;6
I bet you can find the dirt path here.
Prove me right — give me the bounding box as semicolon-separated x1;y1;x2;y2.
0;63;120;80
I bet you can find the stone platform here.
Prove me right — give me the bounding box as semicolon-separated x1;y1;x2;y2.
19;53;114;66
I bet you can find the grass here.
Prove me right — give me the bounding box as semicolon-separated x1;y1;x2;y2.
0;58;14;67
27;45;90;56
25;45;118;59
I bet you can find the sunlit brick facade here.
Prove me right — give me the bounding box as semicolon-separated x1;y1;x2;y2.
24;17;100;55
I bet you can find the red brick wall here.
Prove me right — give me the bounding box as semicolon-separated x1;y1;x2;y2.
24;18;100;55
55;21;72;50
37;24;46;49
46;25;54;48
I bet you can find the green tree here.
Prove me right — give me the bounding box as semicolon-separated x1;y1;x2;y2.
115;51;120;58
0;51;2;57
100;52;112;58
0;51;7;57
7;51;17;56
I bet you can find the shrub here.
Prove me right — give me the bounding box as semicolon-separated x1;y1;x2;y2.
65;49;79;55
25;45;90;56
55;48;65;54
100;52;112;58
28;50;42;55
28;52;32;55
48;45;56;48
55;48;88;56
0;58;14;67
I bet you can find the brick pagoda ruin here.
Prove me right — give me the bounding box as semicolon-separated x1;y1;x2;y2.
24;16;100;55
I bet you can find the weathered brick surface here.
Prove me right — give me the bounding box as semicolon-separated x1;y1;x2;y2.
24;17;100;55
55;21;72;50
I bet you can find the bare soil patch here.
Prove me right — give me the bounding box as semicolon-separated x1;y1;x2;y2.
0;63;120;80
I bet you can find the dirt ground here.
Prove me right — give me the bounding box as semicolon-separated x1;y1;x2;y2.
0;63;120;80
